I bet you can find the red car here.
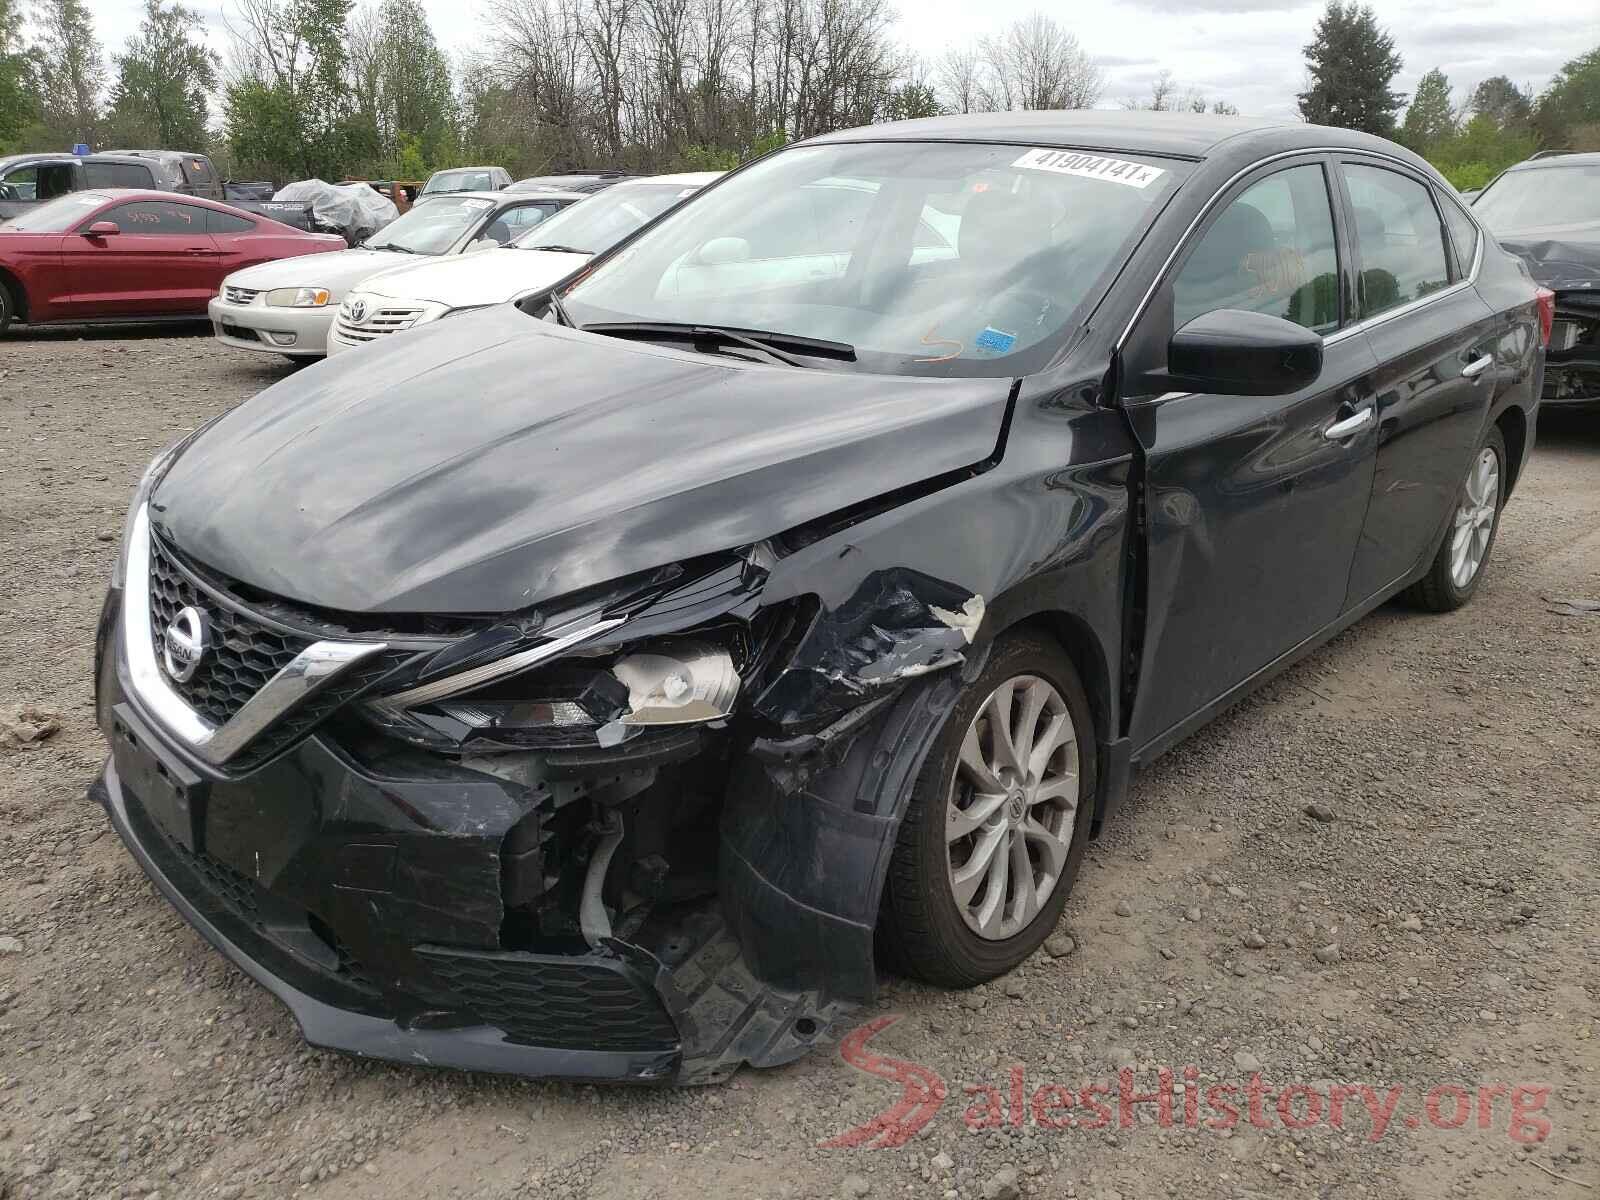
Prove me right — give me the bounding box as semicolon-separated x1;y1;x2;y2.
0;189;344;331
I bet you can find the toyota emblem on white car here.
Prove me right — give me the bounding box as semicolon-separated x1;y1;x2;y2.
348;298;368;324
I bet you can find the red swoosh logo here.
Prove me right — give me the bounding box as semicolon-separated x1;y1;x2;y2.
819;1014;947;1149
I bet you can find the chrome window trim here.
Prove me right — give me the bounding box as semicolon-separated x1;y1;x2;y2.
122;504;388;766
1118;146;1484;407
376;615;627;711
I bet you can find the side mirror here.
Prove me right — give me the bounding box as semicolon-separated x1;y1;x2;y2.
692;236;750;266
1163;309;1323;397
83;221;120;237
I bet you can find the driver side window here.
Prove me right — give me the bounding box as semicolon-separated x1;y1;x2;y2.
1173;164;1341;335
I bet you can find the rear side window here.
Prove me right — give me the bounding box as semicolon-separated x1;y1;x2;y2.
84;162;156;189
1438;194;1479;279
1173;163;1341;335
1342;164;1450;318
180;157;216;193
99;200;207;235
207;209;255;234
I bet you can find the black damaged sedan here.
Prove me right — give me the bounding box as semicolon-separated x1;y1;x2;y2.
93;113;1547;1084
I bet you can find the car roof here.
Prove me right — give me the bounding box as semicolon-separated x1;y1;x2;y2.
1504;152;1600;170
807;111;1400;161
619;171;723;188
417;189;588;205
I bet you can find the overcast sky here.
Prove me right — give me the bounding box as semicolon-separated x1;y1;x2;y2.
82;0;1599;122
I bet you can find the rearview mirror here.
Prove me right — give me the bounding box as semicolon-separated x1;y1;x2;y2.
692;236;750;266
1163;309;1323;397
83;221;120;237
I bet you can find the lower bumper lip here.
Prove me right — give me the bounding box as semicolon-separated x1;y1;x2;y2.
92;753;682;1084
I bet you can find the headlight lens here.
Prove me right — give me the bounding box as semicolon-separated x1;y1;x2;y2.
371;632;742;751
266;287;331;308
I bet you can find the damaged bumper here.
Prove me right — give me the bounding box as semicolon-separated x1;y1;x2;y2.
1543;288;1600;408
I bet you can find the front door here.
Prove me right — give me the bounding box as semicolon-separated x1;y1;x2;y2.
1120;157;1379;753
64;198;220;317
1335;161;1501;606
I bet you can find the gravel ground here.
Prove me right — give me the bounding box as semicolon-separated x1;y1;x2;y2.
2;326;1597;1200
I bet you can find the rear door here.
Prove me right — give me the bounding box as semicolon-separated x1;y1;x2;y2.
1121;156;1380;753
1335;159;1501;607
62;198;220;317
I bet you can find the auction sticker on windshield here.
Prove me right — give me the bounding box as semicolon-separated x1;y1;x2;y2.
460;198;495;209
1012;149;1166;189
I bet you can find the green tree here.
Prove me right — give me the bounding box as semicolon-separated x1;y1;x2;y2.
1399;68;1455;153
107;0;218;148
1534;48;1600;152
884;81;942;122
34;0;107;147
1297;1;1404;135
223;0;361;180
1428;114;1538;192
0;0;38;151
1469;75;1532;134
370;0;456;174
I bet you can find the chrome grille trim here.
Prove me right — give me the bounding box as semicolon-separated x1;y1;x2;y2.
222;285;261;305
122;504;387;766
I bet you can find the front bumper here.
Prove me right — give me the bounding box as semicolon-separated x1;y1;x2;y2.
93;589;852;1084
209;296;335;357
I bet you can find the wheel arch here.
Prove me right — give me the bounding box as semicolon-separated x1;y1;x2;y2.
1494;403;1529;499
0;265;27;322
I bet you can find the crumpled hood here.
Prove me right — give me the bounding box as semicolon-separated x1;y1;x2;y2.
224;247;425;296
153;307;1012;614
1494;220;1600;290
359;248;591;309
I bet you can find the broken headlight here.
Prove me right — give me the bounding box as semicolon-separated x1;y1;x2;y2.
368;631;743;751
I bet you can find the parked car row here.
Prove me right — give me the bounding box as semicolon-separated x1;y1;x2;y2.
91;112;1553;1086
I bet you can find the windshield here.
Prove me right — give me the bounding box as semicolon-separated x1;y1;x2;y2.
367;195;496;254
423;170;493;195
511;182;702;254
1474;166;1600;230
0;191;112;233
563;142;1190;377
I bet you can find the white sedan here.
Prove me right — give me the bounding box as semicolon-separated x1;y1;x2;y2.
207;189;584;358
325;173;721;356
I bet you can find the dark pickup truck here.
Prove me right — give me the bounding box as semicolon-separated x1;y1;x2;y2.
0;150;313;231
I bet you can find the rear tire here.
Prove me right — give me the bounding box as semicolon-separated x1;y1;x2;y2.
1401;426;1506;612
878;632;1096;988
0;280;15;333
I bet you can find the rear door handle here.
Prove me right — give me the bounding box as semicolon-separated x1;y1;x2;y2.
1324;407;1374;441
1461;353;1493;380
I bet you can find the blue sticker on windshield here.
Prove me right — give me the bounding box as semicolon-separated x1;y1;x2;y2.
975;326;1017;353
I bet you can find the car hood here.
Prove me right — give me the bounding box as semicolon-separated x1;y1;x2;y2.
1493;220;1600;290
225;248;429;295
360;248;591;309
153;307;1013;614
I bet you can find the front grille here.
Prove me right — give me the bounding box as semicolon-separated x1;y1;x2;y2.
416;946;679;1052
222;285;260;305
145;534;413;770
333;303;424;343
148;535;312;727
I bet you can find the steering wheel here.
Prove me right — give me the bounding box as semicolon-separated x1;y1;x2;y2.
0;184;16;203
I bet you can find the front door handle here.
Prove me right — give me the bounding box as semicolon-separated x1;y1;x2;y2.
1324;407;1374;441
1461;353;1494;380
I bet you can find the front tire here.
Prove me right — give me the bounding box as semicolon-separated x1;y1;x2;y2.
1402;426;1507;612
878;632;1096;988
0;280;15;333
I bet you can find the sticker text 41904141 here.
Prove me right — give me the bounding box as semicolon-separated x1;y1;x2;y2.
1012;149;1166;189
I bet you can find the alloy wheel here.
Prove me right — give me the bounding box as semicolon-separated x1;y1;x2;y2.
1449;447;1501;589
946;675;1080;941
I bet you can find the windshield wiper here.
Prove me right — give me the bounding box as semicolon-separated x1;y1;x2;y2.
544;287;577;328
368;242;417;254
523;243;592;254
583;321;856;366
